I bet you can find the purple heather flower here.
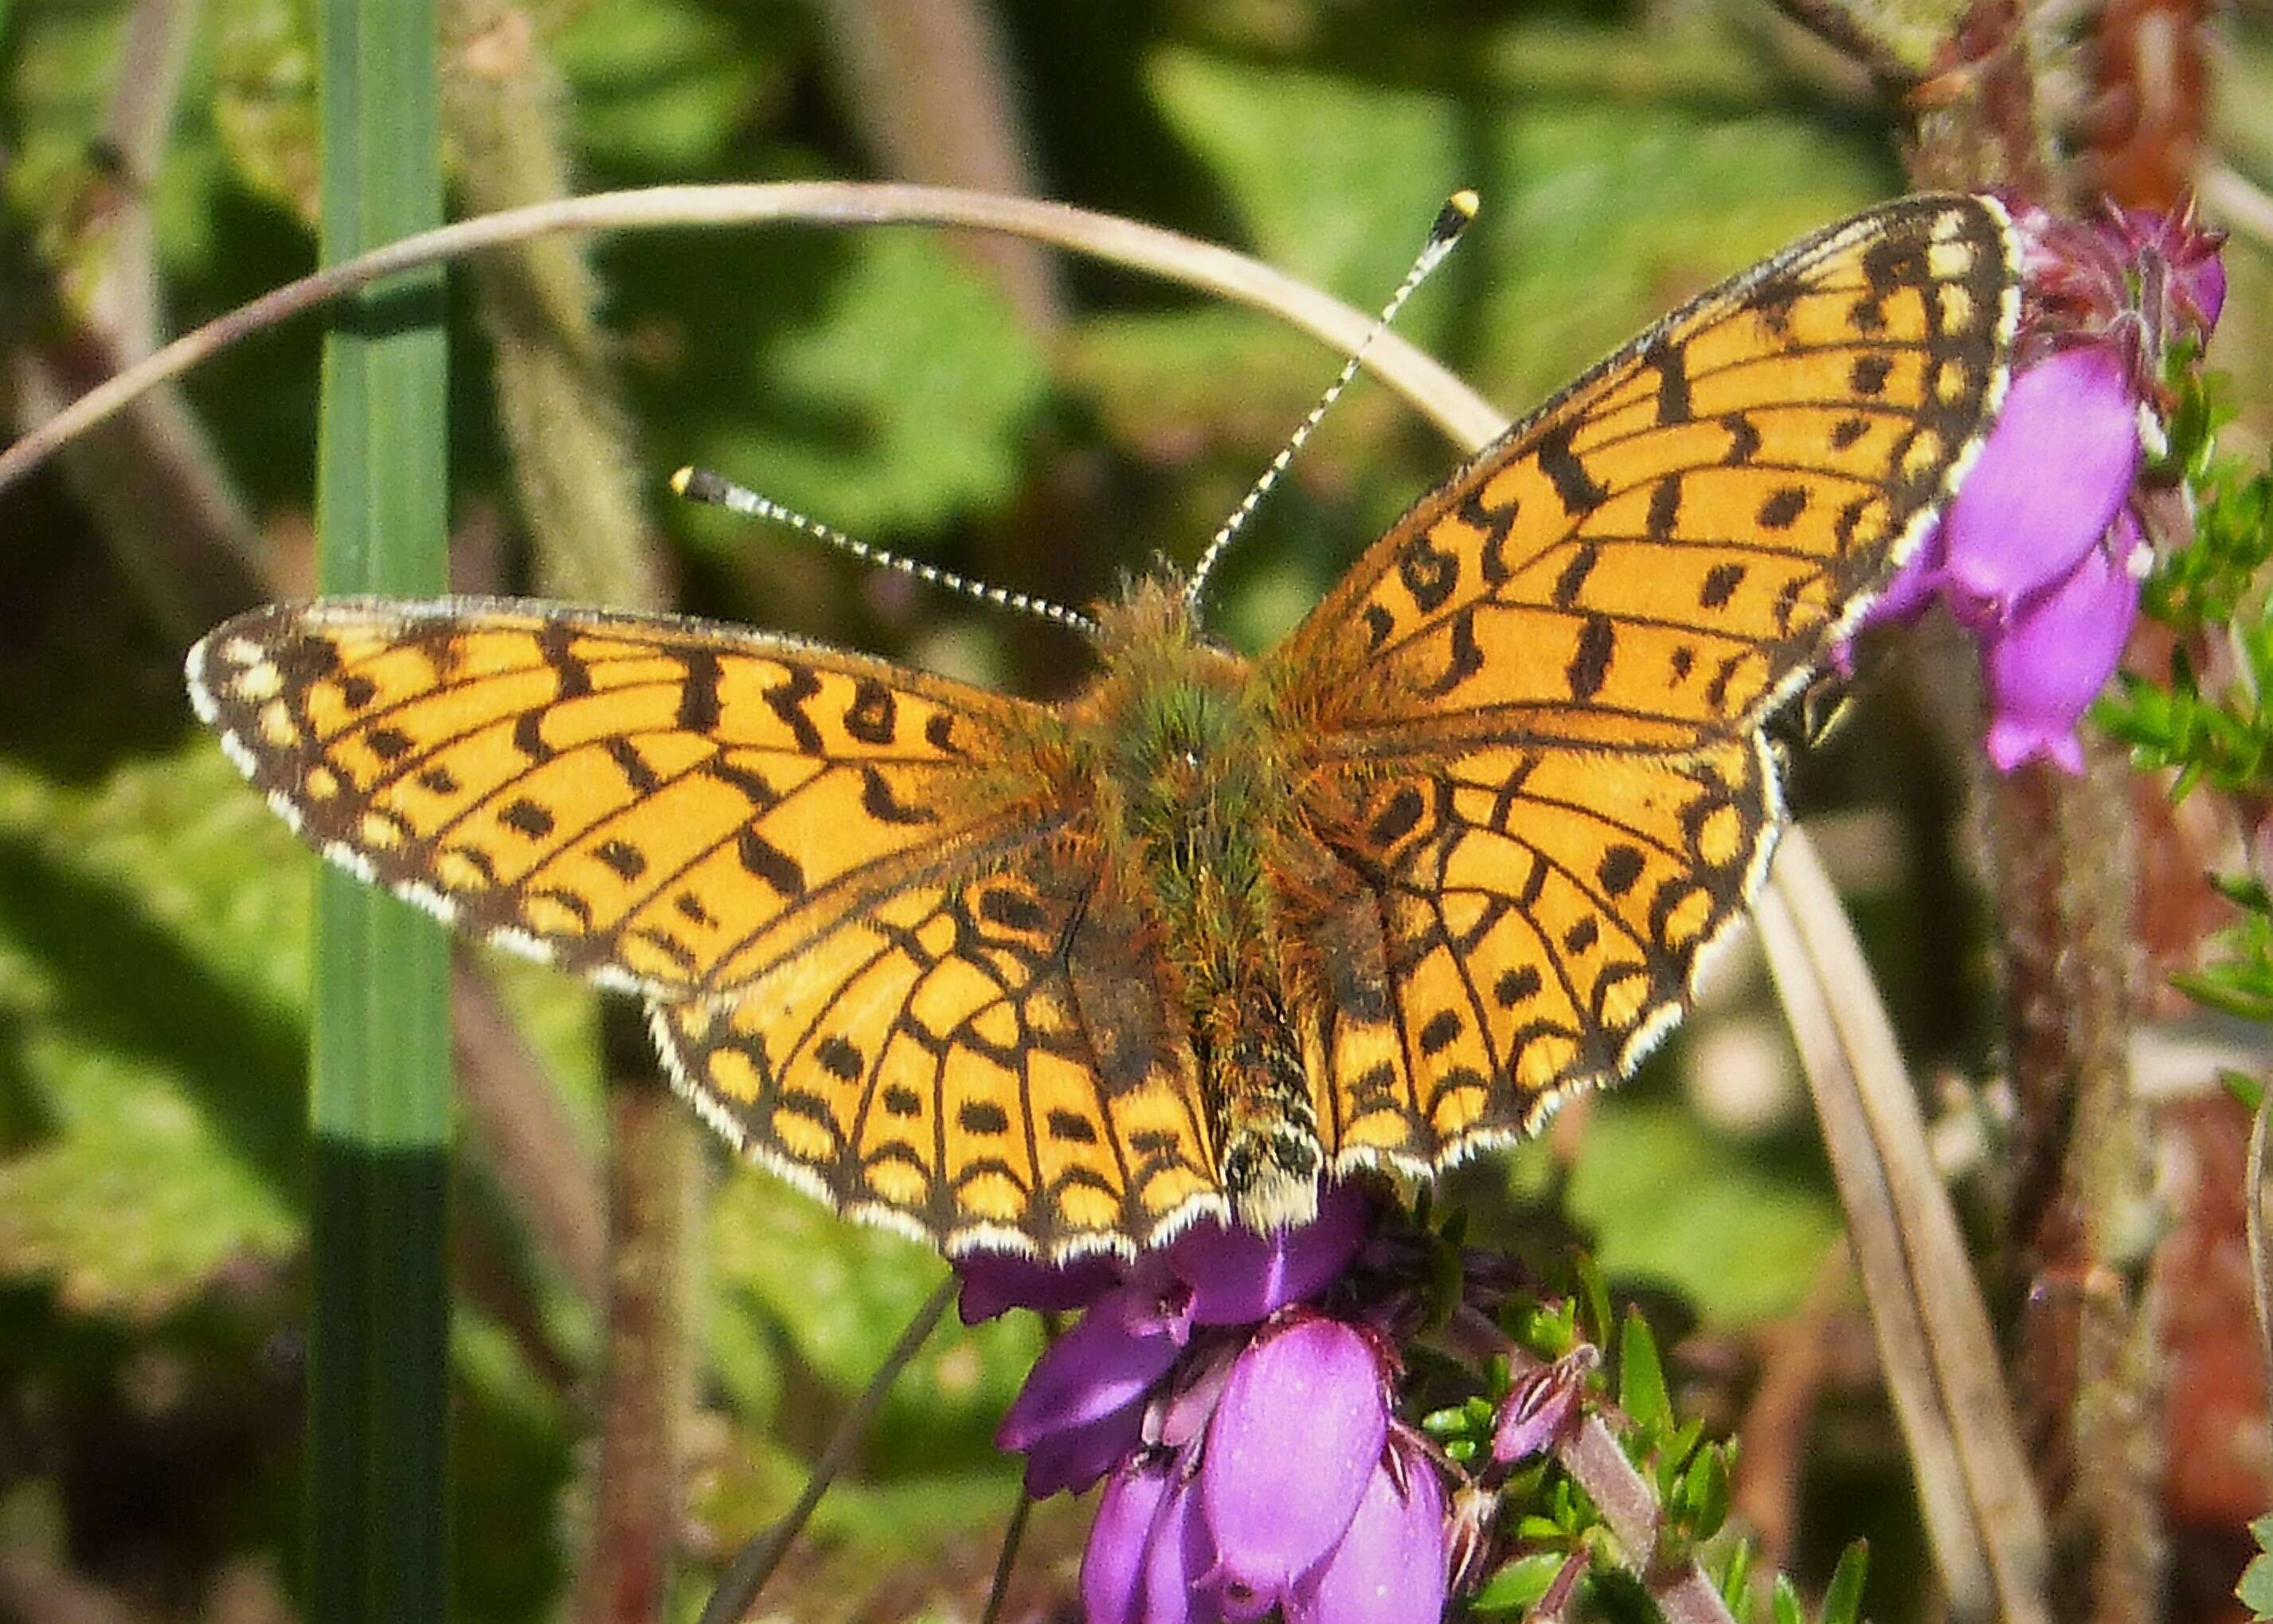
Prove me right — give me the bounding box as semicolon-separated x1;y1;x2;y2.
1934;342;2140;615
1289;1434;1449;1624
1491;1344;1599;1465
1164;1181;1372;1325
1083;1458;1173;1624
1200;1315;1389;1614
994;1283;1183;1497
956;1251;1121;1325
1851;201;2224;773
1983;512;2146;772
1084;1458;1226;1624
990;1190;1461;1621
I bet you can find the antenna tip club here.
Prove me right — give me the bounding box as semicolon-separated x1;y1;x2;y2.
1434;190;1481;244
671;465;729;504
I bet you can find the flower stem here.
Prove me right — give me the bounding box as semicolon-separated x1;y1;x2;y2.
1989;753;2166;1623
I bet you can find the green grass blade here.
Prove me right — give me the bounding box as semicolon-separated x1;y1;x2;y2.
309;0;451;1618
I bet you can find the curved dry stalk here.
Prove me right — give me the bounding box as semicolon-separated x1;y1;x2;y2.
1756;832;2050;1623
0;181;1500;495
696;1275;959;1624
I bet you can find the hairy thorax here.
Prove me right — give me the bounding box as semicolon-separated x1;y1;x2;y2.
1055;580;1336;1231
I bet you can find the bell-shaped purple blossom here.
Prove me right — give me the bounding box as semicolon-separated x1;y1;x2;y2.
1083;1458;1228;1624
956;1250;1122;1325
1200;1315;1389;1614
1084;1457;1176;1624
1491;1344;1598;1465
1163;1181;1371;1325
1934;342;2139;616
1846;200;2224;775
995;1283;1183;1496
1982;513;2145;772
1289;1434;1449;1624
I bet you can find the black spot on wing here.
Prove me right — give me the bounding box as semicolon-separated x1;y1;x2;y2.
1644;335;1691;425
596;839;646;879
859;765;937;827
1566;615;1616;702
1756;487;1809;530
1699;563;1747;609
502;798;554;839
1535;421;1610;515
677;649;723;731
764;666;825;753
1551;543;1600;609
736;828;805;898
1399;534;1461;614
843;678;897;745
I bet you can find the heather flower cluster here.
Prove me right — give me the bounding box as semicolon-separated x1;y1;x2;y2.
1855;202;2226;772
971;1185;1855;1622
965;1185;1450;1624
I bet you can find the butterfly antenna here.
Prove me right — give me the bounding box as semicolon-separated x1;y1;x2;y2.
671;468;1102;638
1183;189;1480;615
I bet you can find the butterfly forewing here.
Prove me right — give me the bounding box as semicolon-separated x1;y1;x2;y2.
1284;193;2017;754
186;598;1060;1000
1280;192;2017;1172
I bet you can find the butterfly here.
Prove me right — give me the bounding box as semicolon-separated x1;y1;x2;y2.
187;193;2017;1261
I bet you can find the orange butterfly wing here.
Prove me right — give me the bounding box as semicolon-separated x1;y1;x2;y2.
190;600;1215;1254
1272;193;2019;1172
188;598;1057;997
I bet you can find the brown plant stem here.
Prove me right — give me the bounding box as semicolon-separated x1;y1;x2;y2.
1991;756;2165;1624
588;1009;698;1624
440;7;691;1618
812;0;1062;335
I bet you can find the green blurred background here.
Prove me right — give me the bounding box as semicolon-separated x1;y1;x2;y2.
1;1;2268;1620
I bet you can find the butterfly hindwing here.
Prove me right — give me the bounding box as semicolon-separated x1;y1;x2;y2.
1314;736;1777;1169
186;597;1062;1000
651;864;1221;1255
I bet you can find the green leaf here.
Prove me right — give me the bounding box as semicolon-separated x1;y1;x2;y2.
1819;1540;1870;1624
2223;1072;2267;1113
2242;1552;2273;1621
673;228;1050;543
2240;1514;2273;1618
0;746;308;1309
308;1;452;1615
1471;1551;1572;1614
1773;1574;1806;1624
554;0;784;175
1575;1252;1614;1349
1683;1442;1731;1540
1618;1309;1672;1435
1567;1102;1841;1322
1719;1537;1755;1612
